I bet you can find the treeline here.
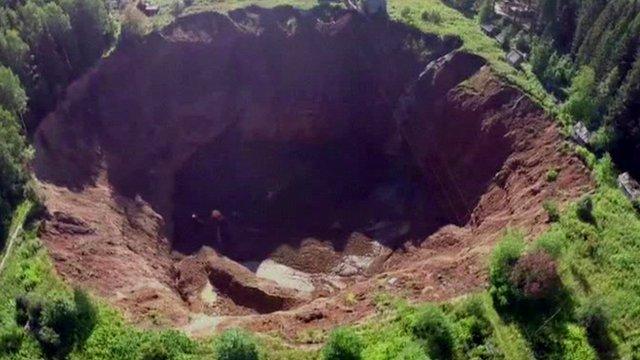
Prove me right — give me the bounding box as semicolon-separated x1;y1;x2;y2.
525;0;640;176
0;0;114;241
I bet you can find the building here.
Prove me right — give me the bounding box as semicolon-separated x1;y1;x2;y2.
572;121;592;147
361;0;387;15
506;49;525;68
481;24;499;37
618;172;640;202
495;31;508;47
137;0;159;16
343;0;387;16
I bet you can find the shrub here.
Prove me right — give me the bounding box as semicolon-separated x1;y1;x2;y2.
575;146;596;169
421;10;442;24
577;298;615;357
576;196;594;223
546;168;559;182
509;250;561;302
323;327;362;360
489;232;525;307
0;325;24;355
543;200;560;223
408;305;454;359
38;298;81;358
401;7;412;20
13;291;98;358
451;297;492;351
214;329;259;360
139;342;171;360
478;0;494;23
560;324;597;360
362;334;427;360
73;288;98;347
534;229;565;258
594;154;616;187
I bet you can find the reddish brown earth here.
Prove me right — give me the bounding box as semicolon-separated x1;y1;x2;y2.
33;5;592;338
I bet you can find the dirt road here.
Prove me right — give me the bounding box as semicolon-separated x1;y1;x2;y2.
0;202;32;275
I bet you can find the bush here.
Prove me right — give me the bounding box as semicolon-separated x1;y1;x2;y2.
13;291;98;358
546;168;559;182
38;298;81;357
489;232;525;307
576;196;594;223
451;297;492;351
421;10;442;24
560;324;597;360
563;67;598;126
577;298;615;357
73;289;98;347
478;0;494;23
323;327;362;360
408;305;454;359
509;250;561;302
0;325;25;355
361;334;427;360
543;200;560;223
139;343;171;360
575;146;596;169
534;229;565;258
214;329;259;360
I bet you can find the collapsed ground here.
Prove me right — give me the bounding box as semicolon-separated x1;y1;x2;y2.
32;5;591;337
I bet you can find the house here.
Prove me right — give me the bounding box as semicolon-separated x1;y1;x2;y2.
343;0;387;16
495;31;508;47
506;49;525;68
618;172;640;202
137;0;159;16
571;121;592;147
361;0;387;16
481;24;499;37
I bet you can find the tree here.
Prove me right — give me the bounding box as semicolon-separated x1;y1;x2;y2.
510;250;561;302
408;305;455;359
323;327;363;360
563;66;598;126
13;291;99;359
60;0;114;73
214;329;259;360
0;66;27;114
530;40;553;79
489;231;525;307
478;0;494;24
576;195;594;223
0;107;28;239
0;29;29;76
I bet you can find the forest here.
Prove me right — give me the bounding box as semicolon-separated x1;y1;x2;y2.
0;0;114;241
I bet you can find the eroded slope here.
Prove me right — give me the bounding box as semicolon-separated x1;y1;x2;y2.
33;6;592;332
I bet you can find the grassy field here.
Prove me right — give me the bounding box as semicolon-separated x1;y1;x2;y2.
546;154;640;358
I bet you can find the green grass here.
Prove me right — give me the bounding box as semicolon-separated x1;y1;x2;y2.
386;0;556;111
546;156;640;357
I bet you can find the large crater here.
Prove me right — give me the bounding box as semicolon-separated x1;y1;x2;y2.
30;5;590;325
34;6;503;262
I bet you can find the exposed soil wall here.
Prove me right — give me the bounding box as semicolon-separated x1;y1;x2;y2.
35;6;463;261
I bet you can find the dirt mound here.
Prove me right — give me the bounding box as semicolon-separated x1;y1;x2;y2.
33;5;592;332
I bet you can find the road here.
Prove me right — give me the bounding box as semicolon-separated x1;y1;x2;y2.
0;202;32;275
